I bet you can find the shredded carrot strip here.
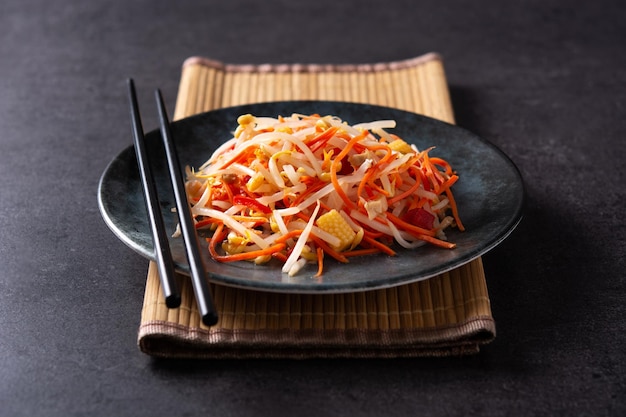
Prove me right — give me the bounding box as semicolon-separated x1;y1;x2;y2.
208;223;227;258
366;177;390;196
330;130;368;211
194;218;220;229
362;228;385;238
343;248;381;257
429;157;454;175
213;243;287;262
387;166;423;205
315;247;324;277
272;252;288;262
220;147;254;170
209;223;287;261
310;235;349;263
386;213;455;248
445;188;465;231
422;151;445;192
362;235;396;256
275;229;303;243
415;196;428;209
357;145;394;200
418;234;456;249
385;212;437;237
436;174;459;194
308;126;339;152
223;183;235;204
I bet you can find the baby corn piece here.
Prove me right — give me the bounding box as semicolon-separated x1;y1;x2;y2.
316;209;356;252
388;138;414;154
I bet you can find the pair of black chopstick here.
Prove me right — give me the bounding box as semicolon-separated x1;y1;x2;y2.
127;78;218;326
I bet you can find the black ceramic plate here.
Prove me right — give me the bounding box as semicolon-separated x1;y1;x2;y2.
98;101;524;293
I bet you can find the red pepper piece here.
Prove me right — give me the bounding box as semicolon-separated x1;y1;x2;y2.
402;208;435;230
232;195;271;214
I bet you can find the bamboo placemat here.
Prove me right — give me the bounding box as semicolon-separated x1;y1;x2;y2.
138;52;496;358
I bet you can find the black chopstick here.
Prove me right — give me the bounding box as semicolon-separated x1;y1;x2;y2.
154;88;219;327
127;79;181;309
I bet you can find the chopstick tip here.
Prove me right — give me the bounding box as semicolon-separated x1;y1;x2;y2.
165;293;182;309
202;312;219;327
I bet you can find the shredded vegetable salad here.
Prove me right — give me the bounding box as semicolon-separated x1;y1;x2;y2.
182;113;464;277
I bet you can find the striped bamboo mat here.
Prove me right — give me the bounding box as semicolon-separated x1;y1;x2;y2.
138;52;495;358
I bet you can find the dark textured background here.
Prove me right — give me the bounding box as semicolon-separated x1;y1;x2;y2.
1;0;624;416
